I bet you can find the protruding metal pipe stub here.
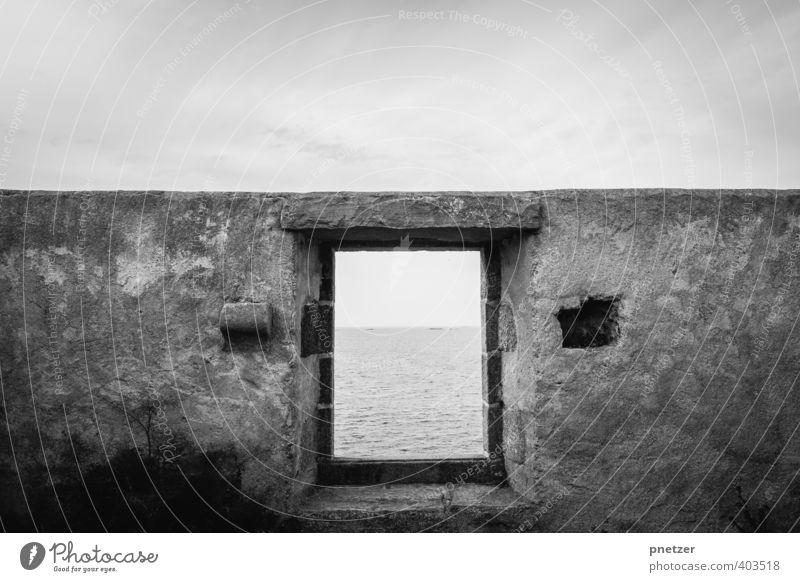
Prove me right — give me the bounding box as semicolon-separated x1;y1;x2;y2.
219;302;272;337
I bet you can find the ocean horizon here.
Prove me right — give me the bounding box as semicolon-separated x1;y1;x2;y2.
333;326;484;460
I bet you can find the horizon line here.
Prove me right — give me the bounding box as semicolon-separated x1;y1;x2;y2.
336;325;480;329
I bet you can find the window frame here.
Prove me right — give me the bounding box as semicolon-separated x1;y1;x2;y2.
308;233;506;486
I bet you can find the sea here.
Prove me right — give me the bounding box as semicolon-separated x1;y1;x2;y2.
333;326;484;459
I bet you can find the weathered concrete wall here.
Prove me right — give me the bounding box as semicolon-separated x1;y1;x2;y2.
1;188;798;532
0;191;303;531
503;190;800;532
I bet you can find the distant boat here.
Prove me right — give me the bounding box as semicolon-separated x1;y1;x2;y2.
429;327;444;330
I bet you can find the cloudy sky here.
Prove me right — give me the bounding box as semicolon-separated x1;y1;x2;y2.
335;250;480;327
0;0;797;191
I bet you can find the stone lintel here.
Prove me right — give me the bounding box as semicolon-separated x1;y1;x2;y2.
280;192;541;231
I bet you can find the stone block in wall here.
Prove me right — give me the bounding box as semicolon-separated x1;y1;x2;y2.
218;302;272;336
301;302;333;357
498;301;517;351
504;407;527;464
280;192;542;230
486;352;502;401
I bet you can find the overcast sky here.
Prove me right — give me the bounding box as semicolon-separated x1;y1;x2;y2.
335;250;480;327
0;0;797;192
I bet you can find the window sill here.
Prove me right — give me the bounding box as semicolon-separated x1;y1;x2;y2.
317;456;505;486
296;483;534;532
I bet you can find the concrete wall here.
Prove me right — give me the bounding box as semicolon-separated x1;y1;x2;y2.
503;190;800;532
1;189;798;532
0;191;302;531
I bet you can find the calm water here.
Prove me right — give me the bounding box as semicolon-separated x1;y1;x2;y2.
333;326;484;459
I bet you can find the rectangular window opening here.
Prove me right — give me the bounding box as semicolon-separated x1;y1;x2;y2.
333;249;484;460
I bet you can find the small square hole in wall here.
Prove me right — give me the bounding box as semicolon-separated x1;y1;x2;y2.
557;297;620;348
